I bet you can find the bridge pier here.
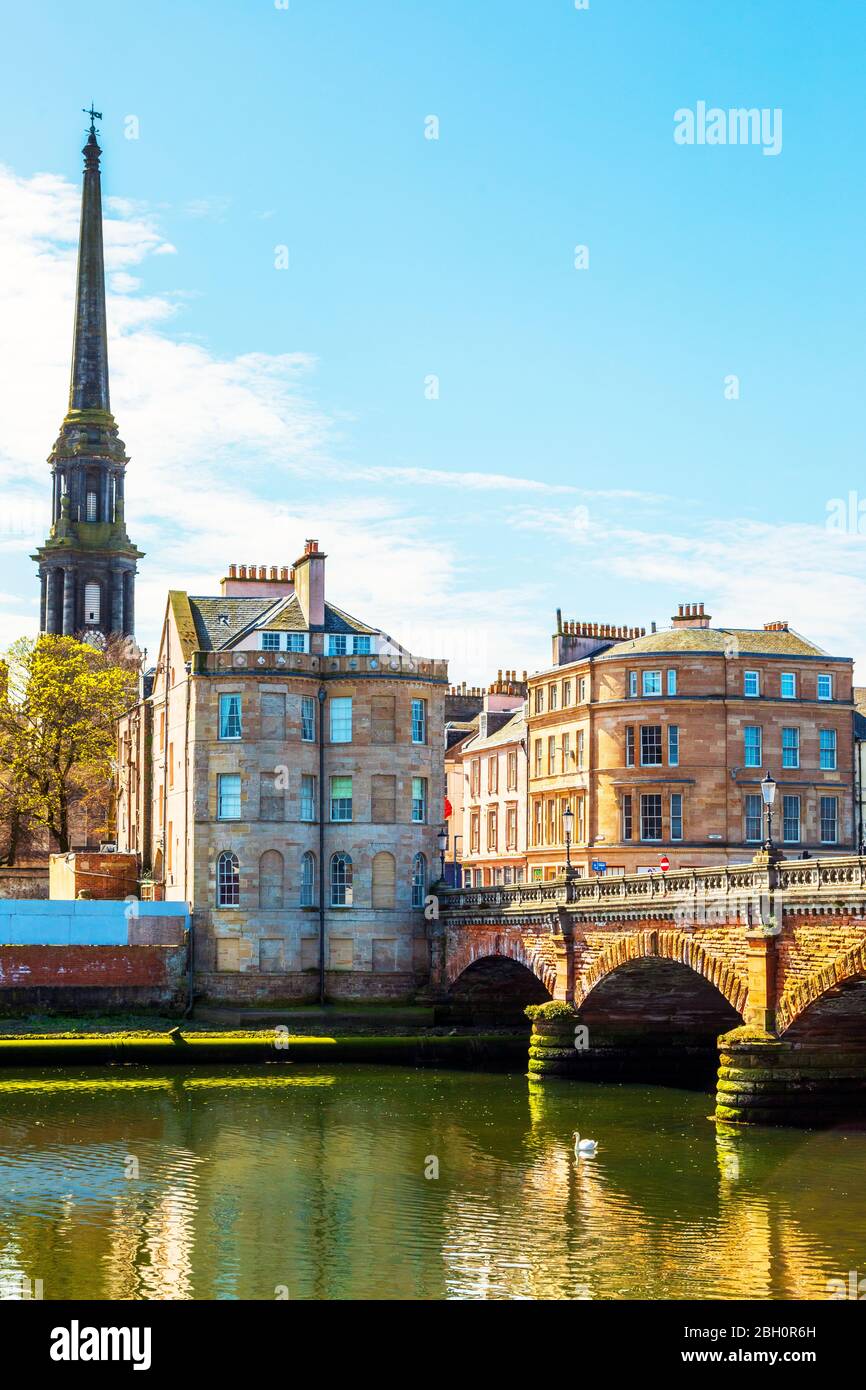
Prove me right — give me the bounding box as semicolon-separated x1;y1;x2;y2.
716;1027;866;1126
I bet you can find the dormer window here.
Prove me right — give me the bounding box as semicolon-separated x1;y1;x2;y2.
328;634;348;656
261;631;280;650
354;635;371;654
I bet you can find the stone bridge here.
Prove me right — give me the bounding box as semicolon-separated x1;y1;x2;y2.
434;854;866;1126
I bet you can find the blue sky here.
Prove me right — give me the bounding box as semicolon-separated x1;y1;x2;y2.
1;0;865;680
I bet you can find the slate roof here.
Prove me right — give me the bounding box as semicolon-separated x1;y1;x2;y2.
183;594;380;651
598;626;833;660
462;707;526;754
187;597;276;652
322;603;378;636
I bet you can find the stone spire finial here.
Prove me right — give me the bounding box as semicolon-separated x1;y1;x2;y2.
68;105;110;415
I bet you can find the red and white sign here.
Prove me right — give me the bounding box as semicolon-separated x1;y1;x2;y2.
659;855;670;873
444;797;453;819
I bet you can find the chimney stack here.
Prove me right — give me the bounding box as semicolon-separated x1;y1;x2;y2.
294;539;326;627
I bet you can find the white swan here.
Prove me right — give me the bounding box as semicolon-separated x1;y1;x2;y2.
573;1131;598;1156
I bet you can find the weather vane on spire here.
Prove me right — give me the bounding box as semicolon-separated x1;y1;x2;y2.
83;104;102;133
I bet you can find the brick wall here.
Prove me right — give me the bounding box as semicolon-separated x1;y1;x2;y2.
0;943;187;1013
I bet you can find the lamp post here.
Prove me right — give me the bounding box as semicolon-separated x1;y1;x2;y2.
452;833;463;881
761;771;777;851
563;805;574;876
437;825;448;882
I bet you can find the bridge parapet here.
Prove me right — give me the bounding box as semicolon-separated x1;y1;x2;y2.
441;855;866;925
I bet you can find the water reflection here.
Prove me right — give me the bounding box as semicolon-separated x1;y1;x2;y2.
0;1066;862;1300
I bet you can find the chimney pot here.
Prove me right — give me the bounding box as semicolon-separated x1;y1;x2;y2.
280;567;289;581
228;564;237;578
239;565;247;579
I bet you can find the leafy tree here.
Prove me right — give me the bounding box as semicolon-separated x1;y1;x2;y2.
0;635;138;853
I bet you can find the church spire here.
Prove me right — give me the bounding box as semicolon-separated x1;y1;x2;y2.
32;109;144;644
68;107;110;414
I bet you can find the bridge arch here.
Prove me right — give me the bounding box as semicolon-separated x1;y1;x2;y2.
445;927;557;997
778;942;866;1037
575;928;747;1017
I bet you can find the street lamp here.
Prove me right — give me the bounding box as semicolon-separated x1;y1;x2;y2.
563;804;574;874
437;825;448;881
760;771;777;850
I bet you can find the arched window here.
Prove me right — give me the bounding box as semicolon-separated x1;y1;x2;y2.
330;852;352;907
411;853;427;909
259;850;284;908
84;582;101;626
300;851;316;907
371;851;396;909
217;851;239;907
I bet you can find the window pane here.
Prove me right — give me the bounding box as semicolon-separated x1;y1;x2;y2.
642;670;662;696
330;853;353;906
670;793;683;840
330;776;352;821
330;697;352;742
820;796;838;844
820;729;837;770
817;674;832;700
218;774;241;819
300;852;315;906
412;776;427;823
219;694;242;739
640;725;662;765
353;635;371;654
782;795;800;843
411;699;427;744
261;632;280;650
640;794;662;841
217;852;239;906
300;774;316;821
744;726;762;768
781;672;796;699
782;727;799;769
301;695;316;741
667;669;677;696
668;725;679;766
744;671;759;697
745;794;762;842
329;634;348;655
411;854;426;908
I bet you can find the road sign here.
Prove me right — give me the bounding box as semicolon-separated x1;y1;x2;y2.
659;855;670;873
591;860;607;874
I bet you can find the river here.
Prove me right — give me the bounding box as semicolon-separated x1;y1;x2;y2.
0;1065;862;1300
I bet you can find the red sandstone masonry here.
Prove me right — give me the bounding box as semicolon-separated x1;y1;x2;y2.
0;944;186;1001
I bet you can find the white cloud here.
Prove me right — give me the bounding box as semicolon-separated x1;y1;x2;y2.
0;161;543;682
511;504;866;671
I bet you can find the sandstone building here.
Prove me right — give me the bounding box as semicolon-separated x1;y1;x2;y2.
116;542;447;1000
455;674;528;887
525;604;855;878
